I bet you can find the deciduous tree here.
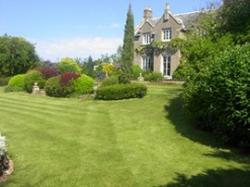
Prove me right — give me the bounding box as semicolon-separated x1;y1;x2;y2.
0;35;39;76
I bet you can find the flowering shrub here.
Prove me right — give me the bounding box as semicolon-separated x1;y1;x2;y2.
60;72;80;86
0;135;9;176
39;66;59;79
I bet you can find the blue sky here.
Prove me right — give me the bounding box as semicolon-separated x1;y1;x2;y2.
0;0;217;61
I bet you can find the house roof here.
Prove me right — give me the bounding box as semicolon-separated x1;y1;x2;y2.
175;11;201;30
135;10;202;34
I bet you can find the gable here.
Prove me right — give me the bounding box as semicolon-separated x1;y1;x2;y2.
154;13;181;30
139;21;154;33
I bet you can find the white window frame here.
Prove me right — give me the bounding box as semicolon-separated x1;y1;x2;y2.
162;28;172;41
142;33;151;45
162;55;171;79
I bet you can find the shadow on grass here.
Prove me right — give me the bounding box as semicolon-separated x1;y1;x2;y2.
162;94;250;187
156;168;250;187
165;94;223;148
165;94;250;163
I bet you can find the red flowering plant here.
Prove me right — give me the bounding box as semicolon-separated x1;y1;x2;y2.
39;66;59;79
60;72;80;87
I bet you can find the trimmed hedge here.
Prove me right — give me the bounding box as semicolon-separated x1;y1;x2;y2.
96;83;147;100
73;74;94;94
5;74;25;92
24;70;46;93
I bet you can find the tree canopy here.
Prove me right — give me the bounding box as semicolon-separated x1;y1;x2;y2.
0;35;39;76
173;0;250;147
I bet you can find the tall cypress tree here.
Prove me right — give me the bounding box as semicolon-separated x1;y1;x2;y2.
121;4;134;74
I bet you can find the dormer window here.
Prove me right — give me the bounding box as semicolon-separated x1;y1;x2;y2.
162;28;172;41
142;33;151;45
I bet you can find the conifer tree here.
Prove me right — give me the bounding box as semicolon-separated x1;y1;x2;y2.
121;4;134;74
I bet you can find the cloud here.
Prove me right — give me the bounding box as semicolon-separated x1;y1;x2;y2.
32;37;122;61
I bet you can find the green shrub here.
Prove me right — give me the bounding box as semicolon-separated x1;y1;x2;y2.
5;74;25;92
73;74;94;94
101;76;119;87
24;70;46;93
172;63;192;81
45;76;74;97
0;77;10;86
131;64;143;79
183;44;250;147
118;74;131;84
144;72;163;82
96;83;147;100
58;58;81;74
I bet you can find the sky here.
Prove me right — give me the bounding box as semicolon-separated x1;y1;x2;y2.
0;0;218;61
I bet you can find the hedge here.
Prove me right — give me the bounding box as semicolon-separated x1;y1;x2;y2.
183;44;250;147
96;83;147;100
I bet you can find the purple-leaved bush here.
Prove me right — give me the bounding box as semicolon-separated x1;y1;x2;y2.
60;72;80;86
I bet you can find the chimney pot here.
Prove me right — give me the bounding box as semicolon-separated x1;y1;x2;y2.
164;3;170;21
144;7;153;19
165;3;170;12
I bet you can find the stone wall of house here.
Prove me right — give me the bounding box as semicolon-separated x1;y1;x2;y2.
134;3;186;79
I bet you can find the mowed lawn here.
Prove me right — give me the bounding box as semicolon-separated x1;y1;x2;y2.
0;85;249;187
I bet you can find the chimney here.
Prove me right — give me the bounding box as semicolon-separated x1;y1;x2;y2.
144;7;153;20
164;3;170;21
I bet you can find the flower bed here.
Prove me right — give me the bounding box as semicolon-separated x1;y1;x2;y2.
0;135;13;183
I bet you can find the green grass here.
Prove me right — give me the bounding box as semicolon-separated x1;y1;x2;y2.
0;85;249;187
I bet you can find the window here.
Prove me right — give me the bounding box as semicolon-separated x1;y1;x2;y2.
163;55;171;76
142;56;153;71
143;33;151;44
162;28;172;41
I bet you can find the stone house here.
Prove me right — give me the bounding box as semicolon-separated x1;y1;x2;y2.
134;3;200;79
